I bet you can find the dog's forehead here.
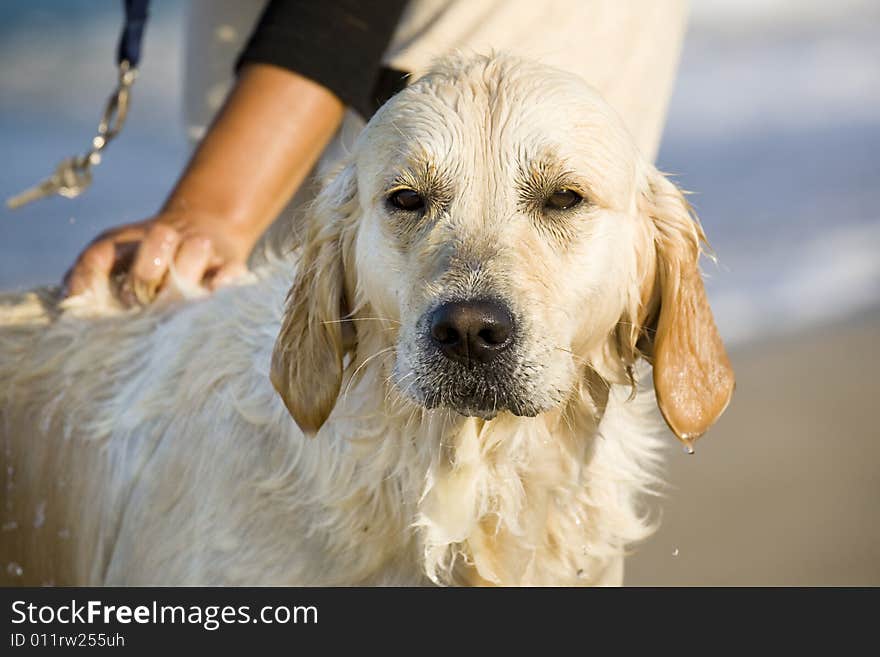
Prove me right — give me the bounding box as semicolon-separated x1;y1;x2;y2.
359;56;639;193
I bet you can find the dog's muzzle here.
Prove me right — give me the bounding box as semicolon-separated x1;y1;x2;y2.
408;297;539;419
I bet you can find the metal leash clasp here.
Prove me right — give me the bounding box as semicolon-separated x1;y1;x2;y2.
6;60;138;210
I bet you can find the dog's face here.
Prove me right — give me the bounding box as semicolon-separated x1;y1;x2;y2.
272;56;734;445
355;60;647;419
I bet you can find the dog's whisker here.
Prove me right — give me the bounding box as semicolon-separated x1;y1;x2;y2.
559;403;576;435
383;370;414;407
553;347;612;401
321;317;402;326
342;346;396;400
554;346;589;365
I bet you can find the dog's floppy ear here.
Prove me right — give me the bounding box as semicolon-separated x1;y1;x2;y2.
271;164;358;436
639;168;735;449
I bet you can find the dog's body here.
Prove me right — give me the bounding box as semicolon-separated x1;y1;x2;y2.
0;272;659;586
0;55;733;586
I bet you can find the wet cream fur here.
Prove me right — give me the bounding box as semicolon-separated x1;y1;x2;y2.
0;55;729;586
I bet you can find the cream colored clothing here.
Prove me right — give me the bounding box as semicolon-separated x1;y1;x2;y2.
384;0;686;160
185;0;686;160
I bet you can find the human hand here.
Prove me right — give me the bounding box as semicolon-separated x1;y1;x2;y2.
64;210;251;305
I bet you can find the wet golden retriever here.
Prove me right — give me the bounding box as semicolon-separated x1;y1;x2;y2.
0;54;733;586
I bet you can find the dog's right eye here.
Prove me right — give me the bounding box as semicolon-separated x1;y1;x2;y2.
387;189;425;211
544;188;583;211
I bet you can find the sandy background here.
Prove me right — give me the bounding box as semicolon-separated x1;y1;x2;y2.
1;1;878;585
628;311;880;585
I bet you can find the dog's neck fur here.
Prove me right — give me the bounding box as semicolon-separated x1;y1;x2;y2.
319;316;665;586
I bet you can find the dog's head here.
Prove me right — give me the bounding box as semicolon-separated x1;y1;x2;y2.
271;55;734;446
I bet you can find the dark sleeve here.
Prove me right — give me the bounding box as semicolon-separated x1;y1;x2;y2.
237;0;409;118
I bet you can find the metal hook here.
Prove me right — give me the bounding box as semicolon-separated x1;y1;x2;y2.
5;60;139;210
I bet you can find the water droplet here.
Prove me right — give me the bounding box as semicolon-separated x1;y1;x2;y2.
2;520;18;532
6;562;23;577
215;24;237;43
672;547;679;557
152;257;162;267
34;501;46;529
682;438;695;455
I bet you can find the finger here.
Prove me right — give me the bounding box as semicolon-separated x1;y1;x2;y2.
129;224;181;305
207;262;249;291
167;236;213;293
64;240;117;297
87;224;147;251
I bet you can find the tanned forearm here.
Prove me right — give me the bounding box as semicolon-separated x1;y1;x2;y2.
162;62;346;249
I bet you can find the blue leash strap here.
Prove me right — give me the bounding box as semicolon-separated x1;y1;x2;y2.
117;0;150;68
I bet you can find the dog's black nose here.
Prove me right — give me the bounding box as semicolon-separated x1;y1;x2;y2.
430;300;513;364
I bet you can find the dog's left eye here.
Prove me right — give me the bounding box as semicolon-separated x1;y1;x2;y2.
544;188;582;210
388;189;425;211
